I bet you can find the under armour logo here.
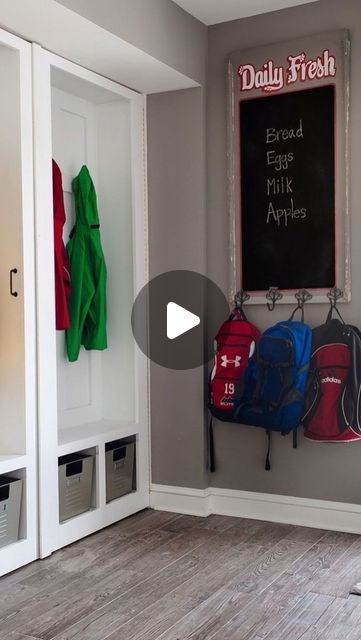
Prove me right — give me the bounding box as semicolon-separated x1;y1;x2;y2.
221;355;241;368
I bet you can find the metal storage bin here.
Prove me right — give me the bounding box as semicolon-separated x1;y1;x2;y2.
0;475;22;548
58;452;94;522
106;438;135;503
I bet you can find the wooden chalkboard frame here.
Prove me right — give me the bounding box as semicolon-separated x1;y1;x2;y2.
227;30;351;305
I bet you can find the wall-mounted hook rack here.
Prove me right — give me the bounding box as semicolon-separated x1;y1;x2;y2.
266;287;283;311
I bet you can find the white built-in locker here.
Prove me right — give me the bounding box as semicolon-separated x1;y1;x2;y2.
0;28;149;574
0;28;37;576
33;46;149;558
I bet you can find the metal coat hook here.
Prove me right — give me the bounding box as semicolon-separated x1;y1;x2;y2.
234;289;250;319
290;289;312;321
326;287;344;323
327;287;343;309
234;289;250;310
295;289;313;308
266;287;283;311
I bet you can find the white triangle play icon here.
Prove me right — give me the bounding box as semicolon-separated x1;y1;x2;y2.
167;302;200;340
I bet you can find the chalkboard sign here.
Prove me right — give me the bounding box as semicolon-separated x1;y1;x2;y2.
228;31;350;303
240;86;335;291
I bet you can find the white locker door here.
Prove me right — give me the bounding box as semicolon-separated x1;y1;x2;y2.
0;45;26;455
0;27;37;576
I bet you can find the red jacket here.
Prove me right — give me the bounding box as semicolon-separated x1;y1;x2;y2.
53;159;71;330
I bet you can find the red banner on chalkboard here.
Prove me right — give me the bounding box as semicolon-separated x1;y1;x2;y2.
228;30;350;304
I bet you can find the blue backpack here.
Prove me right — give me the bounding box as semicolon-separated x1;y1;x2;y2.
234;319;312;469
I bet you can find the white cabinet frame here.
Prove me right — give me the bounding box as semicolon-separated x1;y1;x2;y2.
0;28;37;576
32;45;150;558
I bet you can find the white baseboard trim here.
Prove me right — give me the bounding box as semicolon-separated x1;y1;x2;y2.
149;484;211;517
150;484;361;534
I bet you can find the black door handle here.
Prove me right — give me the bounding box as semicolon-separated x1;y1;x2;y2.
10;268;18;297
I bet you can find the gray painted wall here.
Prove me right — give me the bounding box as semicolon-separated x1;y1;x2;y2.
56;0;361;502
147;88;208;489
207;0;361;503
58;0;209;487
55;0;207;85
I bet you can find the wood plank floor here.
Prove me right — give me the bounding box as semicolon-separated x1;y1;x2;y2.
1;510;361;639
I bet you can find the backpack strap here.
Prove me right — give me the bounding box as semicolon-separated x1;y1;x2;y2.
289;306;304;322
302;369;320;425
326;304;345;324
252;360;266;406
209;417;215;473
232;307;248;322
265;429;296;472
265;430;271;471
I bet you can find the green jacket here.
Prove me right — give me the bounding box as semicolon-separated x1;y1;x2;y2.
66;165;107;362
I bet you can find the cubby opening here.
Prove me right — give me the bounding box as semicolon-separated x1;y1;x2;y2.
105;435;137;504
0;468;26;548
50;66;136;446
58;447;98;523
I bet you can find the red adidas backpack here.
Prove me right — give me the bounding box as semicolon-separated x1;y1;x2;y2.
303;310;361;442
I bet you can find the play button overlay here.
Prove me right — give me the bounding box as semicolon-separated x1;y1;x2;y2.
167;302;200;340
131;270;229;370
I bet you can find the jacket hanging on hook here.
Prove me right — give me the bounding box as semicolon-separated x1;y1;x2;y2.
52;159;71;330
66;165;107;362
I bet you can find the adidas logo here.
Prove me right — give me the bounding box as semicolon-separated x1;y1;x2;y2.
321;376;341;385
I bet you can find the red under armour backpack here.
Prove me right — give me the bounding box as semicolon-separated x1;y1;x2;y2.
208;309;260;469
